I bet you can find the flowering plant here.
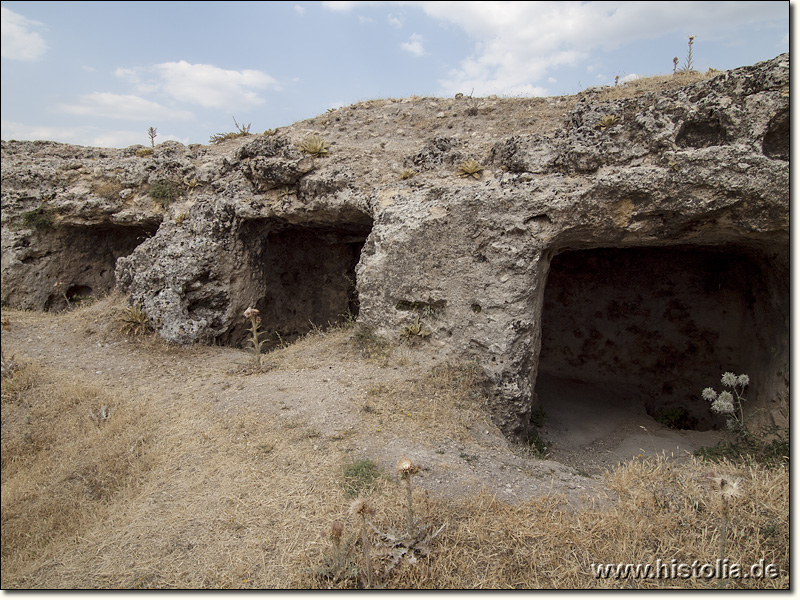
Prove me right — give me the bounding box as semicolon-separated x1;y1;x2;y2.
702;372;749;432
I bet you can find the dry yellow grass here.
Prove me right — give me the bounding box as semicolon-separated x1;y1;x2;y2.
0;297;789;589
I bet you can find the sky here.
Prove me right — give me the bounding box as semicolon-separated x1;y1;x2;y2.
0;1;790;148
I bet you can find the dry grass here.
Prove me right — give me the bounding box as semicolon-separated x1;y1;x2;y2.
0;298;789;589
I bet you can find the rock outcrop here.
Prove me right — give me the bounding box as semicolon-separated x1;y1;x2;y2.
1;54;789;440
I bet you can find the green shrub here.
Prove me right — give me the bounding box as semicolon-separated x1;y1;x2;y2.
149;181;182;209
21;207;54;231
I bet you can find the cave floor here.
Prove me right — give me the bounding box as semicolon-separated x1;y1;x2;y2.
535;373;727;474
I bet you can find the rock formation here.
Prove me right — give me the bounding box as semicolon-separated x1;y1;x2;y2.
1;54;789;440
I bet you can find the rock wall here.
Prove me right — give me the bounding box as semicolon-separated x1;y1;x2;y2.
1;54;789;439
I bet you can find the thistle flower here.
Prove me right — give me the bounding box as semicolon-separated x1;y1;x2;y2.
711;391;735;415
330;520;344;543
349;498;375;518
702;387;717;401
721;372;738;387
349;498;375;588
244;307;260;321
737;374;750;387
396;458;420;478
397;458;421;536
707;473;741;581
706;474;743;501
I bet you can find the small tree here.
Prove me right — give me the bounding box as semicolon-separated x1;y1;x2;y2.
147;127;158;148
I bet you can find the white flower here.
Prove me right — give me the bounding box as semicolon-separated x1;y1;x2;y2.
721;372;738;387
712;397;734;415
244;307;260;319
737;374;750;387
702;387;717;401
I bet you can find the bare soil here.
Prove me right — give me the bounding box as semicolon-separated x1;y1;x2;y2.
3;295;724;501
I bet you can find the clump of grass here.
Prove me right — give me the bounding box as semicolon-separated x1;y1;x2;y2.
135;147;154;157
398;169;415;180
400;314;431;344
346;323;391;361
209;117;252;145
119;304;152;336
298;134;331;157
597;115;620;131
342;458;383;498
92;180;123;201
457;158;484;179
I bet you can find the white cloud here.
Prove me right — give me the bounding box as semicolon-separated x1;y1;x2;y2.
154;61;279;109
56;92;194;121
0;119;148;148
401;33;426;57
387;13;403;28
1;7;47;61
414;1;788;96
322;1;368;11
294;4;306;16
113;61;280;110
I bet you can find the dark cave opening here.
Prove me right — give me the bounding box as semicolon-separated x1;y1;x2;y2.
534;244;787;432
45;223;158;310
234;217;374;349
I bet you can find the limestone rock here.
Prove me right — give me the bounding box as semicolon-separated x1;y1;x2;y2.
1;54;789;440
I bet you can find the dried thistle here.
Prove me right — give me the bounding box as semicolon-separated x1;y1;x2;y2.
457;158;484;179
349;498;376;588
397;458;421;536
147;127;157;148
244;307;265;365
683;35;696;72
707;473;743;585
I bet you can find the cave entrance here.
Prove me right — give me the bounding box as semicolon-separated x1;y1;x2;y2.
236;217;373;348
534;244;785;446
45;223;158;310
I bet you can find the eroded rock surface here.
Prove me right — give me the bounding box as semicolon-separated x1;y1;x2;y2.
1;54;789;439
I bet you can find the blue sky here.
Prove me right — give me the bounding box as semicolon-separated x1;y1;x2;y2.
1;1;790;148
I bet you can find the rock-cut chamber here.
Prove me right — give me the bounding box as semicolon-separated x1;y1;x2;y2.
535;244;789;431
233;217;374;349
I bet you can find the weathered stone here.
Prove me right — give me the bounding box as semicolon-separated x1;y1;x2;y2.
1;54;789;440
